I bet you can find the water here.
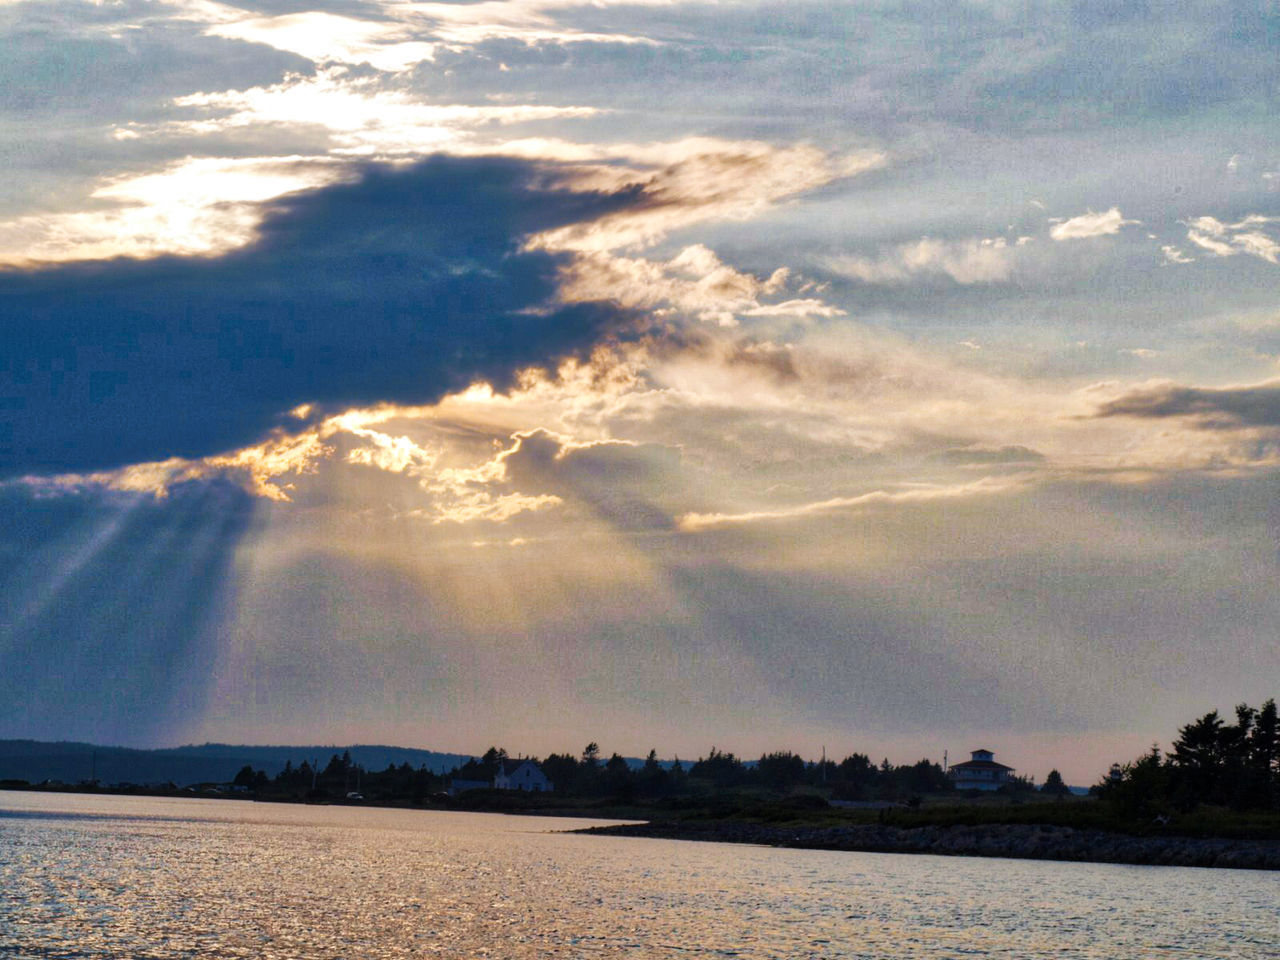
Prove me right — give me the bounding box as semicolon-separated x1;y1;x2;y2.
1;791;1276;959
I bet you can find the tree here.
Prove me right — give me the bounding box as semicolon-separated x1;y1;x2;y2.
1041;769;1069;796
668;756;686;788
541;753;579;794
480;746;508;768
690;748;745;788
1249;699;1278;808
1100;745;1170;818
233;765;257;788
604;753;634;796
756;752;806;789
639;749;669;797
642;749;662;775
901;759;950;794
833;753;876;799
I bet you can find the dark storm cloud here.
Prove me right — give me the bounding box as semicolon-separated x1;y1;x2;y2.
0;155;640;476
1092;380;1280;428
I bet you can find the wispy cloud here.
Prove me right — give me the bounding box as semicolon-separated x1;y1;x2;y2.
557;243;834;327
207;11;442;70
677;476;1027;531
1049;207;1138;241
820;236;1020;285
528;140;885;253
1185;215;1280;265
192;0;663;64
162;68;601;156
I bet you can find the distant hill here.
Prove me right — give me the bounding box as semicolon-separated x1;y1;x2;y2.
0;740;475;787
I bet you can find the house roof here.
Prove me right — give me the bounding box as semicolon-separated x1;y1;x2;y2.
949;760;1013;772
498;759;546;777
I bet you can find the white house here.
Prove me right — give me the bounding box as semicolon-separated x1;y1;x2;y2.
493;759;553;793
947;749;1014;791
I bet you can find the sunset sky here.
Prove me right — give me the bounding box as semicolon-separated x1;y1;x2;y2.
2;0;1278;783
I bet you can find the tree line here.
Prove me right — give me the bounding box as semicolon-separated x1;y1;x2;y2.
233;743;1051;804
454;743;960;800
1097;699;1278;815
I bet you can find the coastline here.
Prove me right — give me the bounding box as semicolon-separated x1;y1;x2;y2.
9;784;1279;870
578;820;1280;871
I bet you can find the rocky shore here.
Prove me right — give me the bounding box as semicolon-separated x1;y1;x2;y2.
580;820;1280;870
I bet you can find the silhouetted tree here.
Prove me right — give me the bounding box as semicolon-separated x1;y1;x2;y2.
639;749;669;796
833;753;876;799
1041;769;1070;796
604;753;634;797
1100;745;1171;818
668;756;686;789
757;751;806;789
1249;699;1278;807
1171;710;1224;806
690;748;745;788
452;747;508;785
541;753;579;793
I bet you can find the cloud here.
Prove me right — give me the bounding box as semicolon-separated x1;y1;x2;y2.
13;421;333;503
530;140;867;327
381;0;669;48
1049;207;1138;241
677;476;1026;531
0;156;349;264
557;243;832;326
173;0;668;70
527;139;885;253
1160;245;1194;265
820;236;1019;285
0;154;641;477
206;11;442;70
1091;379;1280;429
937;445;1045;466
424;427;681;529
158;68;600;156
1184;214;1280;265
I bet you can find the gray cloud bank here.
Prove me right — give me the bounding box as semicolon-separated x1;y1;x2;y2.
1094;379;1280;428
0;155;639;476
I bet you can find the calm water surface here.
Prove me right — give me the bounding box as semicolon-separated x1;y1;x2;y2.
1;791;1276;958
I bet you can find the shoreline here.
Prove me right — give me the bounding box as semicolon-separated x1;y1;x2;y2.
578;820;1280;871
8;786;1279;869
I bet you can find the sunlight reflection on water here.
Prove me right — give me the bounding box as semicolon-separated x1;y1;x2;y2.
1;791;1276;958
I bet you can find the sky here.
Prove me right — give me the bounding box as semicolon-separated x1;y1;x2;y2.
1;0;1278;784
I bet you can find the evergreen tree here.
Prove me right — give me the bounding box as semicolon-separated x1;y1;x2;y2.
604;753;634;796
1041;769;1070;796
757;751;806;789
